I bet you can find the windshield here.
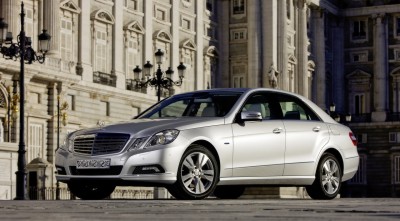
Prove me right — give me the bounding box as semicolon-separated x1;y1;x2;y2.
137;91;243;119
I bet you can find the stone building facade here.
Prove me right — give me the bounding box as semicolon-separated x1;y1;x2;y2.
1;0;400;199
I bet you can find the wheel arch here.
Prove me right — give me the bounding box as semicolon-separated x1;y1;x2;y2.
321;148;344;176
190;140;221;175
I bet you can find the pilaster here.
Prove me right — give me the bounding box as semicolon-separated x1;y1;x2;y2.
277;0;288;91
247;0;261;88
113;0;124;89
297;0;309;98
171;0;180;92
313;7;326;108
78;0;93;82
195;0;204;90
144;0;153;61
218;0;230;88
262;0;278;88
372;13;388;122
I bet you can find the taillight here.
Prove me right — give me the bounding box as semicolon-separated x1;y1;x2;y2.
349;132;357;146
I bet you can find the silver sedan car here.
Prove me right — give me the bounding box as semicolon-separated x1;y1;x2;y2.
55;88;359;200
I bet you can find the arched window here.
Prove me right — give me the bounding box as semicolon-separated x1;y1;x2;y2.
91;10;115;74
180;39;196;92
60;1;81;63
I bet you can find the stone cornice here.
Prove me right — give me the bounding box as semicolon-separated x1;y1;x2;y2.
342;5;400;17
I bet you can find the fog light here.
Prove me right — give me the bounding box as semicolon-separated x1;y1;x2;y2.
133;165;165;174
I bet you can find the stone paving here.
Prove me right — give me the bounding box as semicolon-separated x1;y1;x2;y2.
0;198;399;220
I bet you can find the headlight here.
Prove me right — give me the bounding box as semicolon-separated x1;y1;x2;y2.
58;133;75;152
127;137;148;151
146;129;180;148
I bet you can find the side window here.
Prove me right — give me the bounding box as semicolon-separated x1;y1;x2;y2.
276;94;320;121
241;93;283;120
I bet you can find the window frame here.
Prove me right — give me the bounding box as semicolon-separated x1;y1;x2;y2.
351;19;368;43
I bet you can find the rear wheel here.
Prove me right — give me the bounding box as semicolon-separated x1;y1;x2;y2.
168;145;219;200
306;153;342;200
68;182;116;200
213;186;245;199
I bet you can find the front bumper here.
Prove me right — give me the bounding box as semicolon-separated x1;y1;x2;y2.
55;142;187;185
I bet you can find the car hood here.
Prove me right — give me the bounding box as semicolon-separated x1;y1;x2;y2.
73;117;226;138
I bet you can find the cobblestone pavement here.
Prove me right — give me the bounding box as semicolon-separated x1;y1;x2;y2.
0;198;399;221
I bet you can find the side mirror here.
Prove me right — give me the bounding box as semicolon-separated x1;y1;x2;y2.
241;111;262;121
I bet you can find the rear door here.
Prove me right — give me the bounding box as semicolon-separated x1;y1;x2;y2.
275;93;330;176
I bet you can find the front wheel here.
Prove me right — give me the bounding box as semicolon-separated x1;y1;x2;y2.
68;182;116;200
306;153;342;200
168;145;219;200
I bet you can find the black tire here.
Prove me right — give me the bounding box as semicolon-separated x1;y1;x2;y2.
306;153;342;200
168;144;219;200
213;186;245;199
68;182;116;200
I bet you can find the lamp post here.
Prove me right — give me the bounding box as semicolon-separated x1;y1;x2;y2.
0;2;51;200
132;49;186;101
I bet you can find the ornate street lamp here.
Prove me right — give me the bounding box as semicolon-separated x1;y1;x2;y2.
132;49;186;101
0;2;51;200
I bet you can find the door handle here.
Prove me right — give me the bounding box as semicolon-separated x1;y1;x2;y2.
312;126;321;132
273;128;283;134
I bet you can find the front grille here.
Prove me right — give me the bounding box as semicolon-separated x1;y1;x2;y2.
70;166;123;175
73;133;130;156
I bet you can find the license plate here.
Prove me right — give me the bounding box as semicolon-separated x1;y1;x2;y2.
76;159;111;169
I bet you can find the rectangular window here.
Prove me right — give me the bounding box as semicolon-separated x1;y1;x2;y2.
394;156;400;184
233;0;245;14
357;133;368;144
100;101;110;116
66;94;75;111
96;30;107;73
354;94;365;115
349;155;366;184
182;19;191;30
61;19;73;61
127;39;138;79
389;132;400;143
397;17;400;36
156;9;166;21
352;20;367;40
231;30;246;41
28;123;43;163
125;0;138;10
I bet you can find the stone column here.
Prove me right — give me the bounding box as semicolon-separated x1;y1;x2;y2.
43;0;60;57
1;0;20;39
277;0;288;90
247;0;261;88
218;0;230;88
372;14;388;122
332;18;345;112
78;0;93;81
113;0;124;89
313;8;326;108
297;0;309;98
262;0;278;88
